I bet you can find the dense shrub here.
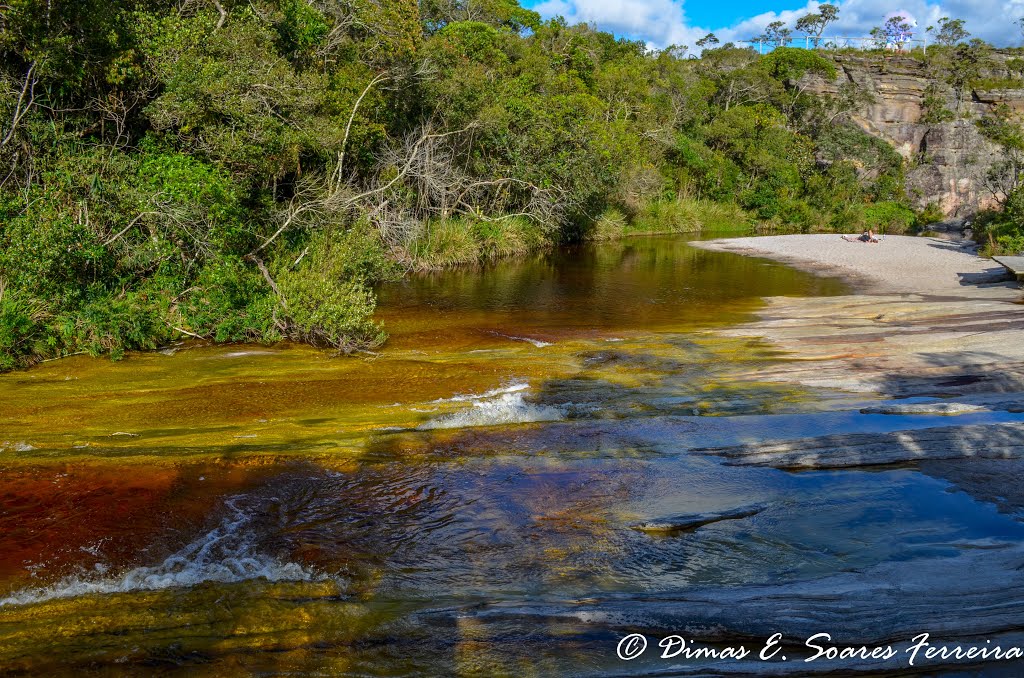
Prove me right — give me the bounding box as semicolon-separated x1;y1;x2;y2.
863;202;917;234
974;187;1024;255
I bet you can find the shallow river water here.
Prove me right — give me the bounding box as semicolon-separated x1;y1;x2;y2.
1;236;1023;675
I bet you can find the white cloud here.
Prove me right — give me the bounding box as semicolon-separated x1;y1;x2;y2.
532;0;705;48
530;0;1024;51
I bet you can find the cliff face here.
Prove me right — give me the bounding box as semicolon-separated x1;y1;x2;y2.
802;52;1024;218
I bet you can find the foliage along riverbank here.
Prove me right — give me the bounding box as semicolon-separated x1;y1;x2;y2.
0;0;965;370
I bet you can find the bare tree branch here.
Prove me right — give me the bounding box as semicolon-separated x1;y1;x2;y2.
1;62;37;148
103;211;162;246
249;123;477;254
213;0;227;29
335;72;389;188
244;253;288;309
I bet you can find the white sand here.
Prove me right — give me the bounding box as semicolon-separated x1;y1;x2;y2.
695;233;1024;399
695;234;1016;297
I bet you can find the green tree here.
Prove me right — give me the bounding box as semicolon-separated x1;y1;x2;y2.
795;4;839;48
757;21;792;49
0;0;923;369
946;39;992;113
935;17;970;46
696;33;719;49
977;104;1024;198
421;0;541;34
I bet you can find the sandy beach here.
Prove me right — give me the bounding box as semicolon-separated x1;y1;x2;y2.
697;234;1018;298
693;232;1024;403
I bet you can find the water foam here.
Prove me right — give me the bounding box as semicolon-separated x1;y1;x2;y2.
486;331;552;348
509;335;552;348
0;496;323;608
419;381;564;430
1;441;37;452
431;381;531;404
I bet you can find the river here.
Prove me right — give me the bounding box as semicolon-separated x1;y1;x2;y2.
1;235;1023;675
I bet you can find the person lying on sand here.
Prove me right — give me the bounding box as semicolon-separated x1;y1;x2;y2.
842;230;880;243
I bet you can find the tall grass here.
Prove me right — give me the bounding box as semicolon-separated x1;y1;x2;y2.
403;216;548;270
591;198;753;240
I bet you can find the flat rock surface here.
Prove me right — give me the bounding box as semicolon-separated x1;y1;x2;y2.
859;402;990;415
993;255;1024;275
692;236;1024;401
441;540;1024;673
692;422;1024;469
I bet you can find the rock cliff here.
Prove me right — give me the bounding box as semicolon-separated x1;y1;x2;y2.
803;51;1024;218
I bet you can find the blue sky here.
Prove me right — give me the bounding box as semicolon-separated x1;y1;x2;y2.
521;0;1024;50
573;0;813;30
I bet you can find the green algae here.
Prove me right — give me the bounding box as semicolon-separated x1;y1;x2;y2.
0;238;843;464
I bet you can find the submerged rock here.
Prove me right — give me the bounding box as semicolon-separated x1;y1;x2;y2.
631;504;767;536
693;422;1024;469
440;542;1024;672
859;402;988;415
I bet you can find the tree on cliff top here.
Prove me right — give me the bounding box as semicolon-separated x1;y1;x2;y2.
947;39;993;113
754;21;793;49
422;0;541;34
933;17;970;46
795;4;839;48
696;33;719;49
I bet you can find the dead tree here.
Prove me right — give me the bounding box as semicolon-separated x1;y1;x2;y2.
0;62;37;149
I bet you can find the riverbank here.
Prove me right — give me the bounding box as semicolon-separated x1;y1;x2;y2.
680;234;1024;665
693;232;1024;459
695;233;1017;296
694;233;1024;396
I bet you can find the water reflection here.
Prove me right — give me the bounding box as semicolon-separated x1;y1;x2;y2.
377;236;846;346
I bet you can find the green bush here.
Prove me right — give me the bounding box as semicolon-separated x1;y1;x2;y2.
973;187;1024;255
633;199;702;233
0;286;45;371
56;290;171;360
690;201;753;232
863;201;917;234
278;224;399;352
915;202;946;228
280;274;384;353
995;233;1024;255
828;203;866;233
761;47;837;81
471;216;547;259
590;199;752;239
407;219;482;268
591;208;630;240
178;257;280;343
